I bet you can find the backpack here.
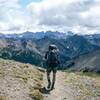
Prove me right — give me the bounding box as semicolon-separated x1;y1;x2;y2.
47;50;58;65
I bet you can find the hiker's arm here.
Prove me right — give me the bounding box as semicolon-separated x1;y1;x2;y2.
57;52;60;64
44;51;48;59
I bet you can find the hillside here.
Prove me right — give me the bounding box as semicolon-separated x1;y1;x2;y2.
0;58;44;100
0;58;100;100
70;49;100;73
0;39;42;65
42;71;100;100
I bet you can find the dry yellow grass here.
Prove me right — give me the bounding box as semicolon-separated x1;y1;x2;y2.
0;95;7;100
0;58;44;100
65;72;100;99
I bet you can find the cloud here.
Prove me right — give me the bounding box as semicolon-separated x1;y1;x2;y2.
27;0;100;34
0;0;100;34
0;0;29;33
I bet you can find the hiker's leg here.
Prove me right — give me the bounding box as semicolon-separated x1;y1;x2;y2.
52;66;57;84
47;72;51;83
53;72;56;84
47;71;51;89
51;66;57;90
51;72;56;89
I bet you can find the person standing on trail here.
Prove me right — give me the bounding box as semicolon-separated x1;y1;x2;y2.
44;44;60;90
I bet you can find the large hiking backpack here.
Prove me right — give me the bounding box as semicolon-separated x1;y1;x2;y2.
47;50;58;65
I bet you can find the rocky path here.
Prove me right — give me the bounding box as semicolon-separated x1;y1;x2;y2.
42;71;100;100
42;71;76;100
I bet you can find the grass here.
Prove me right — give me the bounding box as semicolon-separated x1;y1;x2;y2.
0;58;44;100
0;96;7;100
28;70;43;100
65;71;100;99
78;71;100;78
29;90;43;100
65;69;100;77
14;64;44;99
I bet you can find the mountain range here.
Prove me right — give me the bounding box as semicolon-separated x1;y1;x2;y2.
0;31;100;72
0;31;72;39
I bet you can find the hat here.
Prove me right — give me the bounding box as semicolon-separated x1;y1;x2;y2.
49;44;58;50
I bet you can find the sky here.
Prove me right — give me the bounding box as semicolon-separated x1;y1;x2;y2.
0;0;100;34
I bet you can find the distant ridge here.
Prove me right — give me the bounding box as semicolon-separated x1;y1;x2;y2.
0;31;74;39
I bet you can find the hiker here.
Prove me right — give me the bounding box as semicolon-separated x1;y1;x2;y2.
44;44;60;90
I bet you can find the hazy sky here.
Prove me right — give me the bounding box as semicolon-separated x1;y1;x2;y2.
0;0;100;34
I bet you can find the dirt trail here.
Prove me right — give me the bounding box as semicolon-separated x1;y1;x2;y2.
42;71;75;100
42;71;100;100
